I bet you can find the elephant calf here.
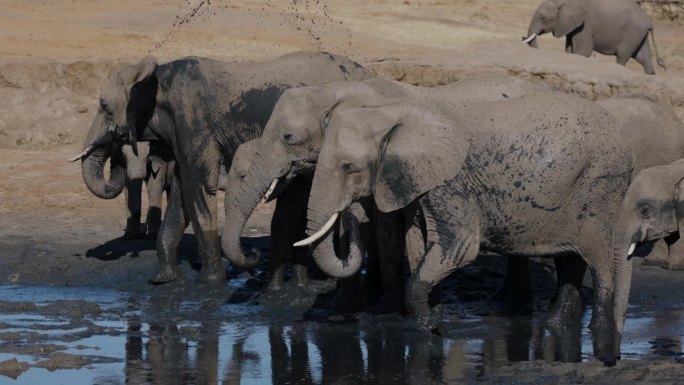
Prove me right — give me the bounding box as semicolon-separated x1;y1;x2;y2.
523;0;666;74
120;141;174;240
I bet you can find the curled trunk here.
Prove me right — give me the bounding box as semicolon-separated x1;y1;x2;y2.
81;144;126;199
221;147;282;268
309;210;363;279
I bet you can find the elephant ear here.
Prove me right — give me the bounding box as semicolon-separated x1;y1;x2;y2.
373;114;469;213
555;1;586;37
673;166;684;235
132;55;158;84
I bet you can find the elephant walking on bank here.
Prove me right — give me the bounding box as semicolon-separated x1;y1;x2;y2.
523;0;666;74
298;91;635;365
73;51;371;284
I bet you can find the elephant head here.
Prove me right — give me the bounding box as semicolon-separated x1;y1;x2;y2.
618;159;684;256
220;81;389;268
72;55;158;199
523;0;588;47
295;105;467;277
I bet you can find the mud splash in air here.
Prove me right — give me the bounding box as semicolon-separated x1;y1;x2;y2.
152;0;353;55
153;0;216;52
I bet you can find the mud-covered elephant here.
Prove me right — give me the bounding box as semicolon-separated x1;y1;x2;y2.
72;51;371;284
119;140;174;240
297;91;635;365
523;0;666;74
222;75;549;312
502;97;684;311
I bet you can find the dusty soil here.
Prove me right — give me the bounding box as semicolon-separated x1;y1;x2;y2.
0;0;683;383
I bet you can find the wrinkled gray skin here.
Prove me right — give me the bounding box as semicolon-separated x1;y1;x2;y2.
618;159;684;273
120;141;175;240
75;51;369;284
305;92;634;365
223;75;549;312
524;0;666;74
504;97;684;316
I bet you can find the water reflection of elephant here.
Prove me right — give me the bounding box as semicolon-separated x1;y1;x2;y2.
480;315;583;372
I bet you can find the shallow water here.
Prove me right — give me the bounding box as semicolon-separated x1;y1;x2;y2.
0;283;681;384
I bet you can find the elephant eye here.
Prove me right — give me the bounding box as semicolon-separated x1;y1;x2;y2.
100;99;113;116
639;205;651;218
341;161;358;174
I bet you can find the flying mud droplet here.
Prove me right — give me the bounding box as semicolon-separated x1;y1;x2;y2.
151;0;354;57
152;0;215;54
265;0;354;53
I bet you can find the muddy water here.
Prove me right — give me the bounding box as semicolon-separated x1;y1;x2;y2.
0;262;682;384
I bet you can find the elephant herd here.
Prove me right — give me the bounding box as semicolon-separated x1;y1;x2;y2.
70;1;680;369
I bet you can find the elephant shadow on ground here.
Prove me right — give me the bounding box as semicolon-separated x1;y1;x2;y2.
86;234;199;263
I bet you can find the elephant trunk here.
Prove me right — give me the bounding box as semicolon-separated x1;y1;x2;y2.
221;146;285;269
612;234;634;358
524;13;542;48
304;185;363;278
81;143;126;200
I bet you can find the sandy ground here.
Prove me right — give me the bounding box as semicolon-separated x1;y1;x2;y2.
0;0;683;383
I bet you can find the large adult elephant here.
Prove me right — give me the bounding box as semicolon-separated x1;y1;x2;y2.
501;97;684;316
522;0;666;74
72;51;371;284
297;91;635;365
222;75;549;311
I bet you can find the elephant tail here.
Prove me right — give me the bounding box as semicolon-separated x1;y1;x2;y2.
650;28;667;72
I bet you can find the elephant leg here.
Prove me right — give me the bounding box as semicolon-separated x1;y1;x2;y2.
565;36;573;53
124;177;144;239
149;175;188;284
570;30;593;57
179;159;224;284
582;246;616;366
407;229;479;333
633;37;655;75
404;202;426;274
666;237;684;269
267;175;312;291
491;257;531;303
546;254;587;329
367;209;406;314
145;161;167;240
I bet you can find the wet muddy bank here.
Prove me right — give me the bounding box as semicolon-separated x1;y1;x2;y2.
0;234;682;384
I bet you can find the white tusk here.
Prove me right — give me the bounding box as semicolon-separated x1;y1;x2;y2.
293;212;339;247
255;178;279;211
628;242;637;256
68;145;94;162
522;33;537;44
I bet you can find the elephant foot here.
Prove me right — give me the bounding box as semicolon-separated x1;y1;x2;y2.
406;304;442;335
366;295;406;315
196;268;227;284
589;316;617;367
148;264;183;285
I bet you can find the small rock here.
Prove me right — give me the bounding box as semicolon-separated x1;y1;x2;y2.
35;352;91;371
0;358;30;379
77;106;89;113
